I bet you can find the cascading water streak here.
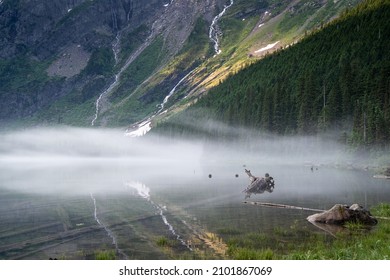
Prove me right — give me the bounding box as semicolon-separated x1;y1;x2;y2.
125;69;195;137
90;193;128;259
91;32;122;126
91;74;119;126
160;69;196;111
91;27;156;126
209;0;234;55
125;182;192;251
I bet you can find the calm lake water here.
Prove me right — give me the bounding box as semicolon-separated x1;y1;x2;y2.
0;128;389;259
1;158;389;260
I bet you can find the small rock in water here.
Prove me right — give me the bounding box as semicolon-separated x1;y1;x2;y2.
235;174;239;178
208;174;212;178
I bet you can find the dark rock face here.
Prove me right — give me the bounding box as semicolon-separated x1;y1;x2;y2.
0;0;226;123
0;0;165;59
307;204;378;225
0;0;226;60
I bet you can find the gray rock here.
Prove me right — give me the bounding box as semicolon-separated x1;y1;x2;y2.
307;204;377;225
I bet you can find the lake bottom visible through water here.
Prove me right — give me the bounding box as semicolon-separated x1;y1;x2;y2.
1;163;389;259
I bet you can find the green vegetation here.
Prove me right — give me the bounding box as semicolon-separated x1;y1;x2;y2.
109;36;164;103
0;56;50;93
156;236;170;247
95;250;117;260
0;55;65;122
55;1;95;29
83;47;115;76
117;25;150;68
155;236;180;248
225;204;390;260
34;96;95;126
158;0;390;148
277;0;322;33
173;17;212;71
372;203;390;217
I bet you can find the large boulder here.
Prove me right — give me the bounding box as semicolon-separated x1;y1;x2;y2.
307;204;377;225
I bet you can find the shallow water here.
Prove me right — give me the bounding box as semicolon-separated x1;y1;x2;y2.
150;163;390;234
1;158;389;259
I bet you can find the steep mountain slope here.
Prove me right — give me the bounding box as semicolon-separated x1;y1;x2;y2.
156;0;390;147
0;0;362;129
0;0;226;125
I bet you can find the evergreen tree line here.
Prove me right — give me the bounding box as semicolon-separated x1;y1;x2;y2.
157;0;390;147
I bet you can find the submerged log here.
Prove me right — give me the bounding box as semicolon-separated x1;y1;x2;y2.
243;201;323;212
243;169;275;199
307;204;378;225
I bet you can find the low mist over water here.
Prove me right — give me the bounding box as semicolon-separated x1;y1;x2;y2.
0;127;203;194
0;126;367;195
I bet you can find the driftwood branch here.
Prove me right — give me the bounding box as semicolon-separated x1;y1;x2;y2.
245;169;258;183
243;169;275;199
243;201;323;212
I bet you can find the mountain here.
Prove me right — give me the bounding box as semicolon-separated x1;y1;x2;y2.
0;0;226;125
0;0;362;128
156;0;390;147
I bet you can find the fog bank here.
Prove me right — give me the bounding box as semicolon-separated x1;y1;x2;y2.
0;126;360;195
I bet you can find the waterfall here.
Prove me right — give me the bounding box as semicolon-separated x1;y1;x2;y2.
91;31;156;126
209;0;234;55
91;73;119;126
125;69;195;137
93;0;232;128
159;69;195;111
91;34;120;126
112;33;121;64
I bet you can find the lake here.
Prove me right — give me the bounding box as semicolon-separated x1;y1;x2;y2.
0;128;389;259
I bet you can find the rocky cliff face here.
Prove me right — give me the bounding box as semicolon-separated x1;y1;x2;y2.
0;0;166;59
0;0;225;123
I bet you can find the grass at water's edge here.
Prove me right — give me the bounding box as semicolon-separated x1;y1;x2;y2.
89;204;390;260
225;203;390;260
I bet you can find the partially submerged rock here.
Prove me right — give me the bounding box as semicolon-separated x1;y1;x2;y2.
307;204;378;225
373;167;390;179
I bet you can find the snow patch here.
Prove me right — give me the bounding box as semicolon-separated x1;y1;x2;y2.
255;41;279;53
163;0;173;7
125;120;152;138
